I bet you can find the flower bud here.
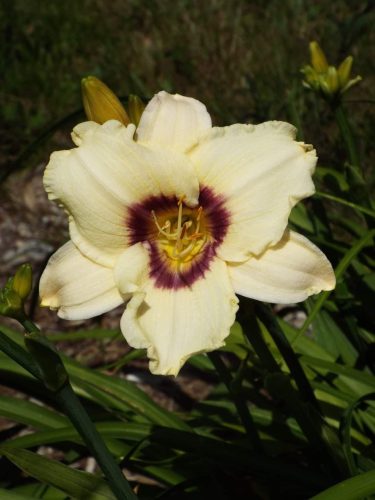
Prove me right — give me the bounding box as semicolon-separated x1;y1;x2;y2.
0;279;24;319
12;263;32;300
302;42;362;100
128;94;146;126
325;66;339;95
309;41;329;73
337;56;353;88
81;76;130;125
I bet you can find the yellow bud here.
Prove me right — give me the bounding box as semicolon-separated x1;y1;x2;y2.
337;56;353;88
309;41;329;73
12;264;32;300
81;76;129;125
128;95;146;126
325;66;339;94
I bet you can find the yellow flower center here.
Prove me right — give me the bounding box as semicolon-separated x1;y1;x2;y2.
151;196;207;263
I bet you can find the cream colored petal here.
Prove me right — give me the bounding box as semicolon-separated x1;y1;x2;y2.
114;243;149;297
228;230;335;304
120;259;238;376
189;122;317;261
44;120;199;266
39;241;123;320
136;91;212;152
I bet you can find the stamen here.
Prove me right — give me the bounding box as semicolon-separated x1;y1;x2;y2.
151;197;207;262
151;210;172;238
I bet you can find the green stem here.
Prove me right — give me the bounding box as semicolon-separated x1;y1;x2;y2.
21;317;40;334
0;328;41;379
256;304;319;410
55;383;137;500
207;352;263;453
334;104;361;171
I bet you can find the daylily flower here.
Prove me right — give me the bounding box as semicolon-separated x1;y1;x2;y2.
39;91;335;375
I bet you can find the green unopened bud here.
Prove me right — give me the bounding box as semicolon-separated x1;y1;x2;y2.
12;264;32;300
81;76;130;125
301;65;320;90
309;41;329;73
128;94;146;126
303;42;362;100
0;283;24;319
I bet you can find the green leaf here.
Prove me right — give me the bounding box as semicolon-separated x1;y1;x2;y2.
340;393;375;476
5;422;152;452
220;321;248;358
0;488;38;500
46;328;120;343
25;333;69;391
0;394;68;429
0;327;190;431
300;356;375;390
65;357;190;431
0;447;116;499
315;191;375;219
312;310;358;365
292;229;375;345
289;202;314;233
314;167;350;192
311;469;375;500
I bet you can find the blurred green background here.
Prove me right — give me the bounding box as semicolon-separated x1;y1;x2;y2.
0;0;374;184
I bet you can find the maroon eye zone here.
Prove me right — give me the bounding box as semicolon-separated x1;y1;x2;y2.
126;186;230;289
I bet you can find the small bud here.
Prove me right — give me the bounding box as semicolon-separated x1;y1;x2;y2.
309;41;329;73
12;264;32;300
0;285;24;319
341;75;362;95
81;76;130;125
325;66;339;95
128;94;146;126
337;56;362;94
337;56;353;88
302;41;362;100
301;65;320;90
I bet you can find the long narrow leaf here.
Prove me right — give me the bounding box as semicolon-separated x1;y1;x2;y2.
0;447;116;500
311;469;375;500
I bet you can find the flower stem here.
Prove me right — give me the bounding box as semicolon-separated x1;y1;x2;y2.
333;104;373;224
2;319;137;500
255;304;319;410
0;327;41;379
207;351;263;453
55;382;137;500
334;104;361;172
